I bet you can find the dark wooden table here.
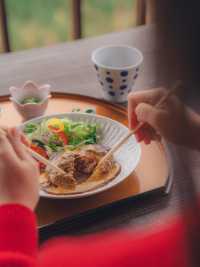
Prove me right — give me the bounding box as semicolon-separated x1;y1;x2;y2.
0;25;199;235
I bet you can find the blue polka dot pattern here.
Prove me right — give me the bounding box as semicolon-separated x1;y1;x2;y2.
120;70;128;77
94;64;98;71
109;91;115;96
109;85;113;89
120;85;127;90
133;73;138;80
106;71;110;75
106;77;113;83
122;79;126;82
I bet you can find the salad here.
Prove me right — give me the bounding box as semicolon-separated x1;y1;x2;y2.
23;117;100;167
21;96;41;104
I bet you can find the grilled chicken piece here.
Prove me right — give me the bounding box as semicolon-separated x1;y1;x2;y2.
46;145;114;188
74;151;98;181
47;153;76;188
81;144;109;157
49;173;76;188
99;156;114;174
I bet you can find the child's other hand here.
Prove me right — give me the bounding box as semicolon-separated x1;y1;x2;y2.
128;88;194;146
0;128;39;210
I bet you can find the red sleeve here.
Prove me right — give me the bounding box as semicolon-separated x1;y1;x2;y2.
38;217;190;267
0;204;191;267
0;204;37;267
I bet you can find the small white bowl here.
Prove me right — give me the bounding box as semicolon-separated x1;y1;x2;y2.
9;81;51;120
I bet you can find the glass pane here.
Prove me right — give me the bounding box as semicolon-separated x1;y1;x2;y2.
6;0;71;51
83;0;136;37
5;0;137;51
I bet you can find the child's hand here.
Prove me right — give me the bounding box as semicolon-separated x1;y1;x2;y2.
128;88;196;146
0;128;40;210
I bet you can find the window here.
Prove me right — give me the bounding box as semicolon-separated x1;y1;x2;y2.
0;0;138;52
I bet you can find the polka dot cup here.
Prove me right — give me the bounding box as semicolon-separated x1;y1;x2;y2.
92;45;143;103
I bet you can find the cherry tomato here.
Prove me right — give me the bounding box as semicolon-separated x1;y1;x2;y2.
48;126;68;145
57;131;68;145
30;144;48;170
30;144;48;158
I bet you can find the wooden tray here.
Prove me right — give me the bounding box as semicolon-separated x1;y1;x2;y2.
0;93;171;238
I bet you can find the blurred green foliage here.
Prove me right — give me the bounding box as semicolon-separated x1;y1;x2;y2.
5;0;136;51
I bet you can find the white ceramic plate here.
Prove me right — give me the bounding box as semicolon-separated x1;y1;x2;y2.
20;113;141;199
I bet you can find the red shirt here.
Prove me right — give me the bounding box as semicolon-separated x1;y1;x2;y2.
0;204;190;267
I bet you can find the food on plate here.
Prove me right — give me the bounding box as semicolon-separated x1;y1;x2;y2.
21;96;41;104
40;144;121;195
23;117;100;168
23;117;121;195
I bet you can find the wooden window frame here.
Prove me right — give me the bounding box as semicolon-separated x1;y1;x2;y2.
0;0;10;52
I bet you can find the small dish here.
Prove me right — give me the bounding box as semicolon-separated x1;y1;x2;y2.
9;80;51;120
